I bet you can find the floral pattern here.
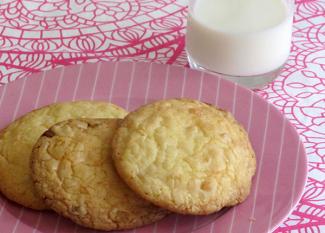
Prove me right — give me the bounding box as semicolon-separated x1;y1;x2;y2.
0;0;324;232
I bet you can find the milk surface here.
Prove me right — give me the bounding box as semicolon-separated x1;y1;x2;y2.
186;0;293;76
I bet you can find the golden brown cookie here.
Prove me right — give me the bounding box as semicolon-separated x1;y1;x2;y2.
31;119;167;231
112;98;256;215
0;101;127;210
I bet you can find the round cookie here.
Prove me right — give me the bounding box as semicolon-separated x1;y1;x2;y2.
0;101;127;210
31;119;168;231
112;98;256;215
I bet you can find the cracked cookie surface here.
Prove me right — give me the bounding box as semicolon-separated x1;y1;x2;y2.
112;99;256;215
0;101;127;210
31;119;167;231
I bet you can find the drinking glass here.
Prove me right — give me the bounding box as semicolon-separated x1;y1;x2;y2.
186;0;295;89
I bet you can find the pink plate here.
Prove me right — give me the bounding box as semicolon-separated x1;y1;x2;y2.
0;61;307;233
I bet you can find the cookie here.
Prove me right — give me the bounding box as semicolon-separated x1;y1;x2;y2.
0;101;127;210
112;98;256;215
31;119;167;231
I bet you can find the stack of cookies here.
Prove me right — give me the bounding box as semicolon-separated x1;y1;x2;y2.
0;99;256;231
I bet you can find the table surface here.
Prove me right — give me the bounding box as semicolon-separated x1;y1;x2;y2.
0;0;324;232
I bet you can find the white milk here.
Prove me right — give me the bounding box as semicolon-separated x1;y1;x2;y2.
186;0;293;76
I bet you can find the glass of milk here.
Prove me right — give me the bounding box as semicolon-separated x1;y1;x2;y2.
186;0;294;89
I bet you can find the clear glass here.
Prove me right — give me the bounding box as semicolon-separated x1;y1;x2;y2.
186;0;295;89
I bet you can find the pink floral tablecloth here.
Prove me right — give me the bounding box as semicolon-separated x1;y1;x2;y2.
0;0;324;232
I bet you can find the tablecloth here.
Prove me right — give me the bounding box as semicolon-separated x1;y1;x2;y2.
0;0;324;232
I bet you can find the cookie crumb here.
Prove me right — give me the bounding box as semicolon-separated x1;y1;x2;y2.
249;217;256;222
